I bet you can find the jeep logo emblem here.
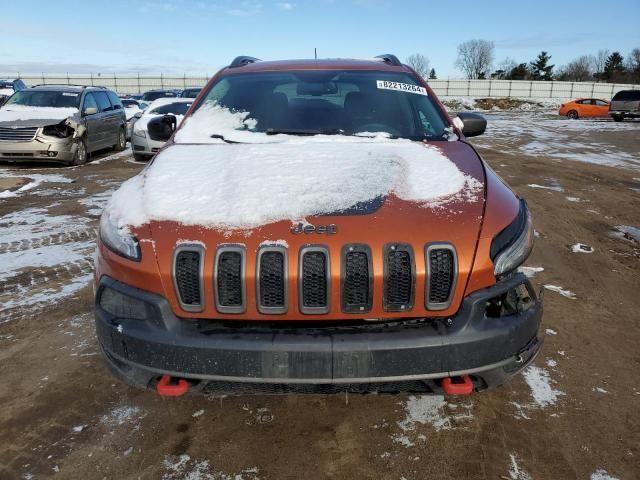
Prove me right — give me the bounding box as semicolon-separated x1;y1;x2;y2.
290;223;337;235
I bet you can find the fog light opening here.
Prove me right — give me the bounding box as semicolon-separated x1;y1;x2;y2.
99;287;150;320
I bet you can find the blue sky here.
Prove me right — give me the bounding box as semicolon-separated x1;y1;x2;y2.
2;0;639;77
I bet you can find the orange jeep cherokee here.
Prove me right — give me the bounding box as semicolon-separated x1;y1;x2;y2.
94;55;542;396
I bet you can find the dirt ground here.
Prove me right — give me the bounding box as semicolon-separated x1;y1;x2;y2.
0;113;638;480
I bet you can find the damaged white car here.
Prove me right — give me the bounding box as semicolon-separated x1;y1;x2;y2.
0;85;126;165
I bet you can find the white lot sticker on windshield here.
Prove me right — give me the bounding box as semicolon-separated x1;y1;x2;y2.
376;80;428;96
61;93;78;96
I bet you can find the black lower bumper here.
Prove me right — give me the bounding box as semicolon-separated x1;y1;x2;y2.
95;273;543;393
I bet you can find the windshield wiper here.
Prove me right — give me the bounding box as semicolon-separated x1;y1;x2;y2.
265;128;345;136
210;134;242;144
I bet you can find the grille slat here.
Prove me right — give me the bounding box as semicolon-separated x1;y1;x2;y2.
215;247;245;313
0;127;38;142
383;244;415;312
299;247;330;314
173;248;203;311
426;245;457;310
342;245;372;313
257;247;287;314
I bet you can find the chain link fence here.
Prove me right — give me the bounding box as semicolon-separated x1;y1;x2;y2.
2;73;639;99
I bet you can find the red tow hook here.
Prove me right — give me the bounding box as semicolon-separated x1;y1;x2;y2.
442;375;473;396
156;375;189;397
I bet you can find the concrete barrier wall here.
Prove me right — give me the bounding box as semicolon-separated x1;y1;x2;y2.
3;74;639;99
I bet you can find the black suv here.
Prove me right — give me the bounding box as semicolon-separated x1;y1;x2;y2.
609;90;640;122
141;89;177;102
0;85;126;165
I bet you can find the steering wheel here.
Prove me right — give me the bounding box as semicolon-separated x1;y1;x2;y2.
355;123;402;137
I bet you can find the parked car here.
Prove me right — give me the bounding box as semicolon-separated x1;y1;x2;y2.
0;78;27;106
130;98;192;161
95;55;542;396
121;98;148;139
608;89;640;122
559;98;609;119
178;87;202;98
140;89;177;102
0;85;126;165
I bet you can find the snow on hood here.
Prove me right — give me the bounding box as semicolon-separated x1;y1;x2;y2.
0;105;78;123
0;88;14;96
124;105;141;120
107;140;481;231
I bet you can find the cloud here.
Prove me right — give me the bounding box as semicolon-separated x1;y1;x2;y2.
276;2;295;10
225;1;263;16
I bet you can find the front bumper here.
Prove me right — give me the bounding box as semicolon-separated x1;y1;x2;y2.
0;136;76;162
95;273;543;393
130;133;162;156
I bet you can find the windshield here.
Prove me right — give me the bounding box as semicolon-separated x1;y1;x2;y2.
150;102;192;115
4;90;80;108
196;70;449;140
182;88;201;98
122;99;139;108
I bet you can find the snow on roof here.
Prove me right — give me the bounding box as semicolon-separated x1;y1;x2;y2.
0;105;78;122
107;139;478;231
145;97;193;111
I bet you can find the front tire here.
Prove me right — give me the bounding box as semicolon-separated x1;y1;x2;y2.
567;110;579;120
133;153;149;162
114;128;126;151
612;115;623;122
70;139;87;166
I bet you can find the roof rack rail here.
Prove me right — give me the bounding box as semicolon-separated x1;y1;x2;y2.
375;54;402;67
29;83;103;89
229;56;261;68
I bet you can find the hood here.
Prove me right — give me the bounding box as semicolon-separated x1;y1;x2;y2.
0;105;79;128
109;139;486;320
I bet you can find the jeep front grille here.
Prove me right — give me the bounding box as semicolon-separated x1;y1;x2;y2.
171;242;458;315
257;246;287;314
299;246;330;314
383;244;415;312
173;246;204;312
342;245;372;313
215;246;246;313
426;244;457;310
0;126;38;142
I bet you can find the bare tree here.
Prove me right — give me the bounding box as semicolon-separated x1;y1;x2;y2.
558;55;595;81
405;53;430;79
593;49;610;80
455;40;495;79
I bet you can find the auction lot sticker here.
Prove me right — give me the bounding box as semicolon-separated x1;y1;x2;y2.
376;80;428;96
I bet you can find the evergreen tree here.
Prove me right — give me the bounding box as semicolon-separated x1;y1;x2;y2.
428;68;437;79
507;63;530;80
530;51;555;80
603;52;626;82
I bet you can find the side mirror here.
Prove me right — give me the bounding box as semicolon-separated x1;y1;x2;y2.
456;112;486;138
147;114;176;142
84;106;98;116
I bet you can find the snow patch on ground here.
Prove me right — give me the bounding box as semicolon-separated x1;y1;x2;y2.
545;328;557;336
507;453;532;480
393;395;473;447
0;171;72;199
591;469;620;480
611;225;640;243
107;141;481;231
162;454;260;480
522;366;565;408
101;405;145;431
544;284;576;299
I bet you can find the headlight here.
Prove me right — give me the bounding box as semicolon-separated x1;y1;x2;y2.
42;121;73;138
133;129;146;138
490;200;534;276
99;212;141;261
